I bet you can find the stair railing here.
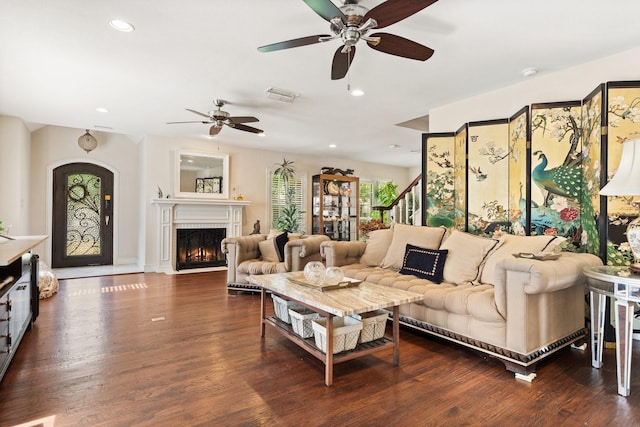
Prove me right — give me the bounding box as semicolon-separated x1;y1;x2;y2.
372;174;422;226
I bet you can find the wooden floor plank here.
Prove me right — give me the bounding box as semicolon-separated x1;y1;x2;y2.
1;271;639;426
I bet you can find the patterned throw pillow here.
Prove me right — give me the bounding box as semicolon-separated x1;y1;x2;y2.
399;243;448;283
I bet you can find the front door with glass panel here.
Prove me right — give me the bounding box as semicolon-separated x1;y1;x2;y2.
52;163;114;268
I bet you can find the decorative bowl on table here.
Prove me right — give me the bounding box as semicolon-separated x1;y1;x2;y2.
304;261;326;285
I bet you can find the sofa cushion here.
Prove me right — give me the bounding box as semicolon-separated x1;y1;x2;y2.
258;232;289;262
399;244;448;283
480;234;566;284
382;224;447;270
258;239;279;262
360;228;393;266
439;229;500;284
274;232;288;262
237;259;287;275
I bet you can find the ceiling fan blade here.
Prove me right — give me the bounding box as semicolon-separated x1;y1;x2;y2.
367;33;434;61
209;125;222;136
258;35;331;52
185;108;211;118
228;116;259;124
166;120;212;124
364;0;439;29
229;123;264;134
303;0;347;22
331;45;356;80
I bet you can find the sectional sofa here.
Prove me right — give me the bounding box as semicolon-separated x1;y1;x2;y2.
320;224;602;378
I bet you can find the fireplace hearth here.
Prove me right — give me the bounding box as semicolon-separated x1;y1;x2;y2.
176;228;226;271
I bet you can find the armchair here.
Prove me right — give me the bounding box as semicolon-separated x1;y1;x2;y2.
222;233;330;292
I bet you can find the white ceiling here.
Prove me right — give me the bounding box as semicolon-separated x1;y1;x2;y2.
1;0;640;167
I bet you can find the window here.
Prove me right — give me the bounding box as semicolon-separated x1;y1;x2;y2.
268;169;306;232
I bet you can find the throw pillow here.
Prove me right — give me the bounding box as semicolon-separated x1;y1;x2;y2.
274;232;288;262
381;224;447;270
439;230;500;284
399;244;448;283
479;234;566;285
360;228;393;266
258;238;280;262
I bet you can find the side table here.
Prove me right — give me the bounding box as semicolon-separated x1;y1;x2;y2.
584;265;640;396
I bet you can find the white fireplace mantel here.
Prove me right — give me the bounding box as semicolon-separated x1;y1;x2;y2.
152;198;250;274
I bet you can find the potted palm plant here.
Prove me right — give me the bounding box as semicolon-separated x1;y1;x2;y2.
273;158;302;233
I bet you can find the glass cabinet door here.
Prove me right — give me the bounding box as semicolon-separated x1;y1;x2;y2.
312;174;359;241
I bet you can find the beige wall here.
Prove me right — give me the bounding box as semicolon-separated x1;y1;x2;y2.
141;134;414;271
429;46;640;132
0;116;31;237
0;122;412;269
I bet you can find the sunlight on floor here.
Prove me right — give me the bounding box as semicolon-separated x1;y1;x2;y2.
68;282;148;296
11;414;56;427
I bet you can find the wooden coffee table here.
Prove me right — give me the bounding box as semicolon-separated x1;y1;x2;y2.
248;272;423;386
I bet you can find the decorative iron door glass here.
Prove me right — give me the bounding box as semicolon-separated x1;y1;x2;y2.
66;173;102;256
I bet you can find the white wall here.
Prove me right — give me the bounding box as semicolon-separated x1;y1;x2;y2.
29;126;142;266
0;116;31;236
429;47;640;132
0;122;411;270
141;134;413;271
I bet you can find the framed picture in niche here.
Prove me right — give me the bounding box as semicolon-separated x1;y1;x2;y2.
195;178;205;193
203;178;214;193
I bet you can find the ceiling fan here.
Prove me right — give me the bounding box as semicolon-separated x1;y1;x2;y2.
166;99;263;136
257;0;437;80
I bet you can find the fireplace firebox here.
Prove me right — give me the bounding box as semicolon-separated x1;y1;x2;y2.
176;228;226;270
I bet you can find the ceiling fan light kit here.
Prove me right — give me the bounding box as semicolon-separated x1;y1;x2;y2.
167;99;263;136
257;0;438;80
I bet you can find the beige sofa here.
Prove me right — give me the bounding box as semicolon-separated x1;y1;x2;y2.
320;224;603;378
222;233;330;292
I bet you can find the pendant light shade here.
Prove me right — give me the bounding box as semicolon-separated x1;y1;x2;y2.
78;129;98;153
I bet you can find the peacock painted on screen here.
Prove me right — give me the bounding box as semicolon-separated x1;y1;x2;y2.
532;150;581;200
529;150;599;254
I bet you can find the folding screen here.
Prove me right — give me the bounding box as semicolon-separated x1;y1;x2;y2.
529;101;583;247
421;79;640;265
422;133;455;228
453;124;468;231
466;119;509;236
581;84;606;257
604;80;640;265
507;106;530;235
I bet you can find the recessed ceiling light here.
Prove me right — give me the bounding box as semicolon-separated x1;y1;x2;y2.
109;19;135;32
96;107;109;113
388;144;400;149
258;132;266;137
521;67;538;77
329;144;337;149
350;88;365;97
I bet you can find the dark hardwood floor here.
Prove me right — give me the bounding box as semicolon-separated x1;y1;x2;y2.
1;271;640;426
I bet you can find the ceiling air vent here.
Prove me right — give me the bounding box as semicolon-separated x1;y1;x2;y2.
265;87;299;103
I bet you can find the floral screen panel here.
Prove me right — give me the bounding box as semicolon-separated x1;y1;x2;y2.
508;107;530;236
530;102;583;246
605;81;640;266
467;119;509;236
422;133;455;228
581;84;606;257
454;125;468;231
66;173;101;256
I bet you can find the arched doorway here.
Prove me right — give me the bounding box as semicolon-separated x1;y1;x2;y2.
51;163;114;268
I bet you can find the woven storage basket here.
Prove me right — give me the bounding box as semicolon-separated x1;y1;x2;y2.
271;294;303;324
353;310;389;343
311;316;362;354
288;307;321;338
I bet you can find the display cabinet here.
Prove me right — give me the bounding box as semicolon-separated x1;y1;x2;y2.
312;174;359;241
